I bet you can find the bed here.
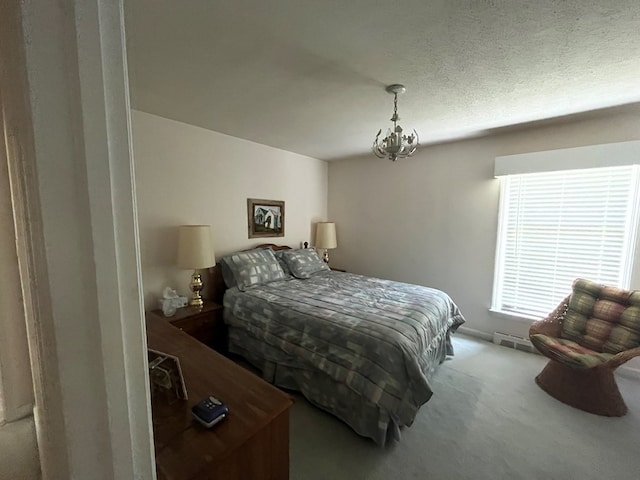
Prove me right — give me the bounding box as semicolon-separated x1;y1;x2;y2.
214;244;465;446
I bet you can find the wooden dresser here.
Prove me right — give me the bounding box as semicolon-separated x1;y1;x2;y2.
146;310;293;480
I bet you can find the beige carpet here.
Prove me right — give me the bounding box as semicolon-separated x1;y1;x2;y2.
289;334;640;480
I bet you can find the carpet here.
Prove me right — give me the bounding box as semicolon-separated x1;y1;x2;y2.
289;334;640;480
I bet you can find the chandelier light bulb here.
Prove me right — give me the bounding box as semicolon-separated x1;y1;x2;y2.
372;84;419;162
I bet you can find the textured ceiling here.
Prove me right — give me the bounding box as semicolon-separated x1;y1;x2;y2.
125;0;640;161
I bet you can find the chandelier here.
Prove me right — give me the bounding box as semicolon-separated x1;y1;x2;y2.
372;84;419;161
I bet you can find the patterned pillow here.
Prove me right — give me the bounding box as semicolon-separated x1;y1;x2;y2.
274;250;292;277
219;260;238;289
282;248;330;279
220;248;287;291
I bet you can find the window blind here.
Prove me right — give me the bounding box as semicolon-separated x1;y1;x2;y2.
492;165;640;319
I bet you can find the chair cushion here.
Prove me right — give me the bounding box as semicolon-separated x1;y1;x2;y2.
530;334;615;369
560;278;640;354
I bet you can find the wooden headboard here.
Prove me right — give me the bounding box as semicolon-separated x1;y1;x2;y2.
253;243;293;252
208;243;292;304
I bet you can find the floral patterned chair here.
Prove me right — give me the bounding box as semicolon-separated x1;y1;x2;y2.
529;278;640;416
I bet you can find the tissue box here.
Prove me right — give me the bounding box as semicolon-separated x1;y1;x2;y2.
174;296;188;308
158;295;188;312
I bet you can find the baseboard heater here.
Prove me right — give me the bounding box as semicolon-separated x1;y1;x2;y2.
492;332;538;354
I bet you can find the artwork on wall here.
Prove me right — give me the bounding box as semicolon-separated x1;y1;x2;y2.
247;198;285;238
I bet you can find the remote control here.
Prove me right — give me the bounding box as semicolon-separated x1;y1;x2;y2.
191;395;229;428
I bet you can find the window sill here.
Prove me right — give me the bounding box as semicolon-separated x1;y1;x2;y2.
489;308;540;323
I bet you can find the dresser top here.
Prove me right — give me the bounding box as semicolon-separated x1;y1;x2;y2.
146;312;292;478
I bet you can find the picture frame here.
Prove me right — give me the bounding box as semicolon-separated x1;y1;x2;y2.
148;348;188;403
247;198;285;238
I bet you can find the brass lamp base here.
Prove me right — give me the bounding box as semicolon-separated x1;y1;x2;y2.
322;249;329;263
189;269;204;307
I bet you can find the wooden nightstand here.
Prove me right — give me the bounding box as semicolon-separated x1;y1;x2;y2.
330;267;346;272
154;302;227;353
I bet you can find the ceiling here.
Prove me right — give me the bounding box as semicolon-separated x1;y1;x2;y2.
125;0;640;161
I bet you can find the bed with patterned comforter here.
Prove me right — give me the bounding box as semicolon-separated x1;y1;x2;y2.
223;269;465;446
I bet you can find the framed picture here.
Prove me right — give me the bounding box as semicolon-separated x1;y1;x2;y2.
247;198;285;238
148;348;188;403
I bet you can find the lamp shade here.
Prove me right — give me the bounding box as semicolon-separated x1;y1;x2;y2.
177;225;216;269
315;222;337;249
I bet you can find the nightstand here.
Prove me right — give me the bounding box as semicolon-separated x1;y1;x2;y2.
330;267;346;272
154;302;226;353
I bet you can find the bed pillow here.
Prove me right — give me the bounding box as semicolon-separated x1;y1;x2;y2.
274;249;293;277
283;248;330;279
219;260;238;289
220;248;287;291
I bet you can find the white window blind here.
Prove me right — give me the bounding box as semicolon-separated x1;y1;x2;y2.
492;165;640;319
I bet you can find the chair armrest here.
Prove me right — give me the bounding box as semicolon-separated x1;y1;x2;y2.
528;295;570;338
607;346;640;370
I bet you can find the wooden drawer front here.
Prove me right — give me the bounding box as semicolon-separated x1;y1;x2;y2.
172;314;215;345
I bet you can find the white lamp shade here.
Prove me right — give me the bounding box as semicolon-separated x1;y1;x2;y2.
315;222;337;249
177;225;216;269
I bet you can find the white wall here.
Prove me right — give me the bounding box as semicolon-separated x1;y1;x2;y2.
0;418;39;479
0;93;38;479
132;110;328;309
13;1;155;478
328;107;640;340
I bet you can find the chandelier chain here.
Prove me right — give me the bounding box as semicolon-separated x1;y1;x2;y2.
394;93;398;121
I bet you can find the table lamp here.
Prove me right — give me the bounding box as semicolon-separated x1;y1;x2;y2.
177;225;216;307
315;222;337;264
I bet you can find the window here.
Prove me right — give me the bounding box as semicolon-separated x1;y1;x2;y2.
492;165;640;319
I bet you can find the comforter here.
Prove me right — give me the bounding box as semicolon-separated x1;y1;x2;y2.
223;270;465;445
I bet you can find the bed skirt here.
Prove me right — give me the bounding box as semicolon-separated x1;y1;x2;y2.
227;326;451;446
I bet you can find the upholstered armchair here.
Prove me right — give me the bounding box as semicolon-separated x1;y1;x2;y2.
529;278;640;416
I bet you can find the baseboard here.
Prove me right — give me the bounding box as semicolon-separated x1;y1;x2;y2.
456;326;493;342
457;326;640;381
